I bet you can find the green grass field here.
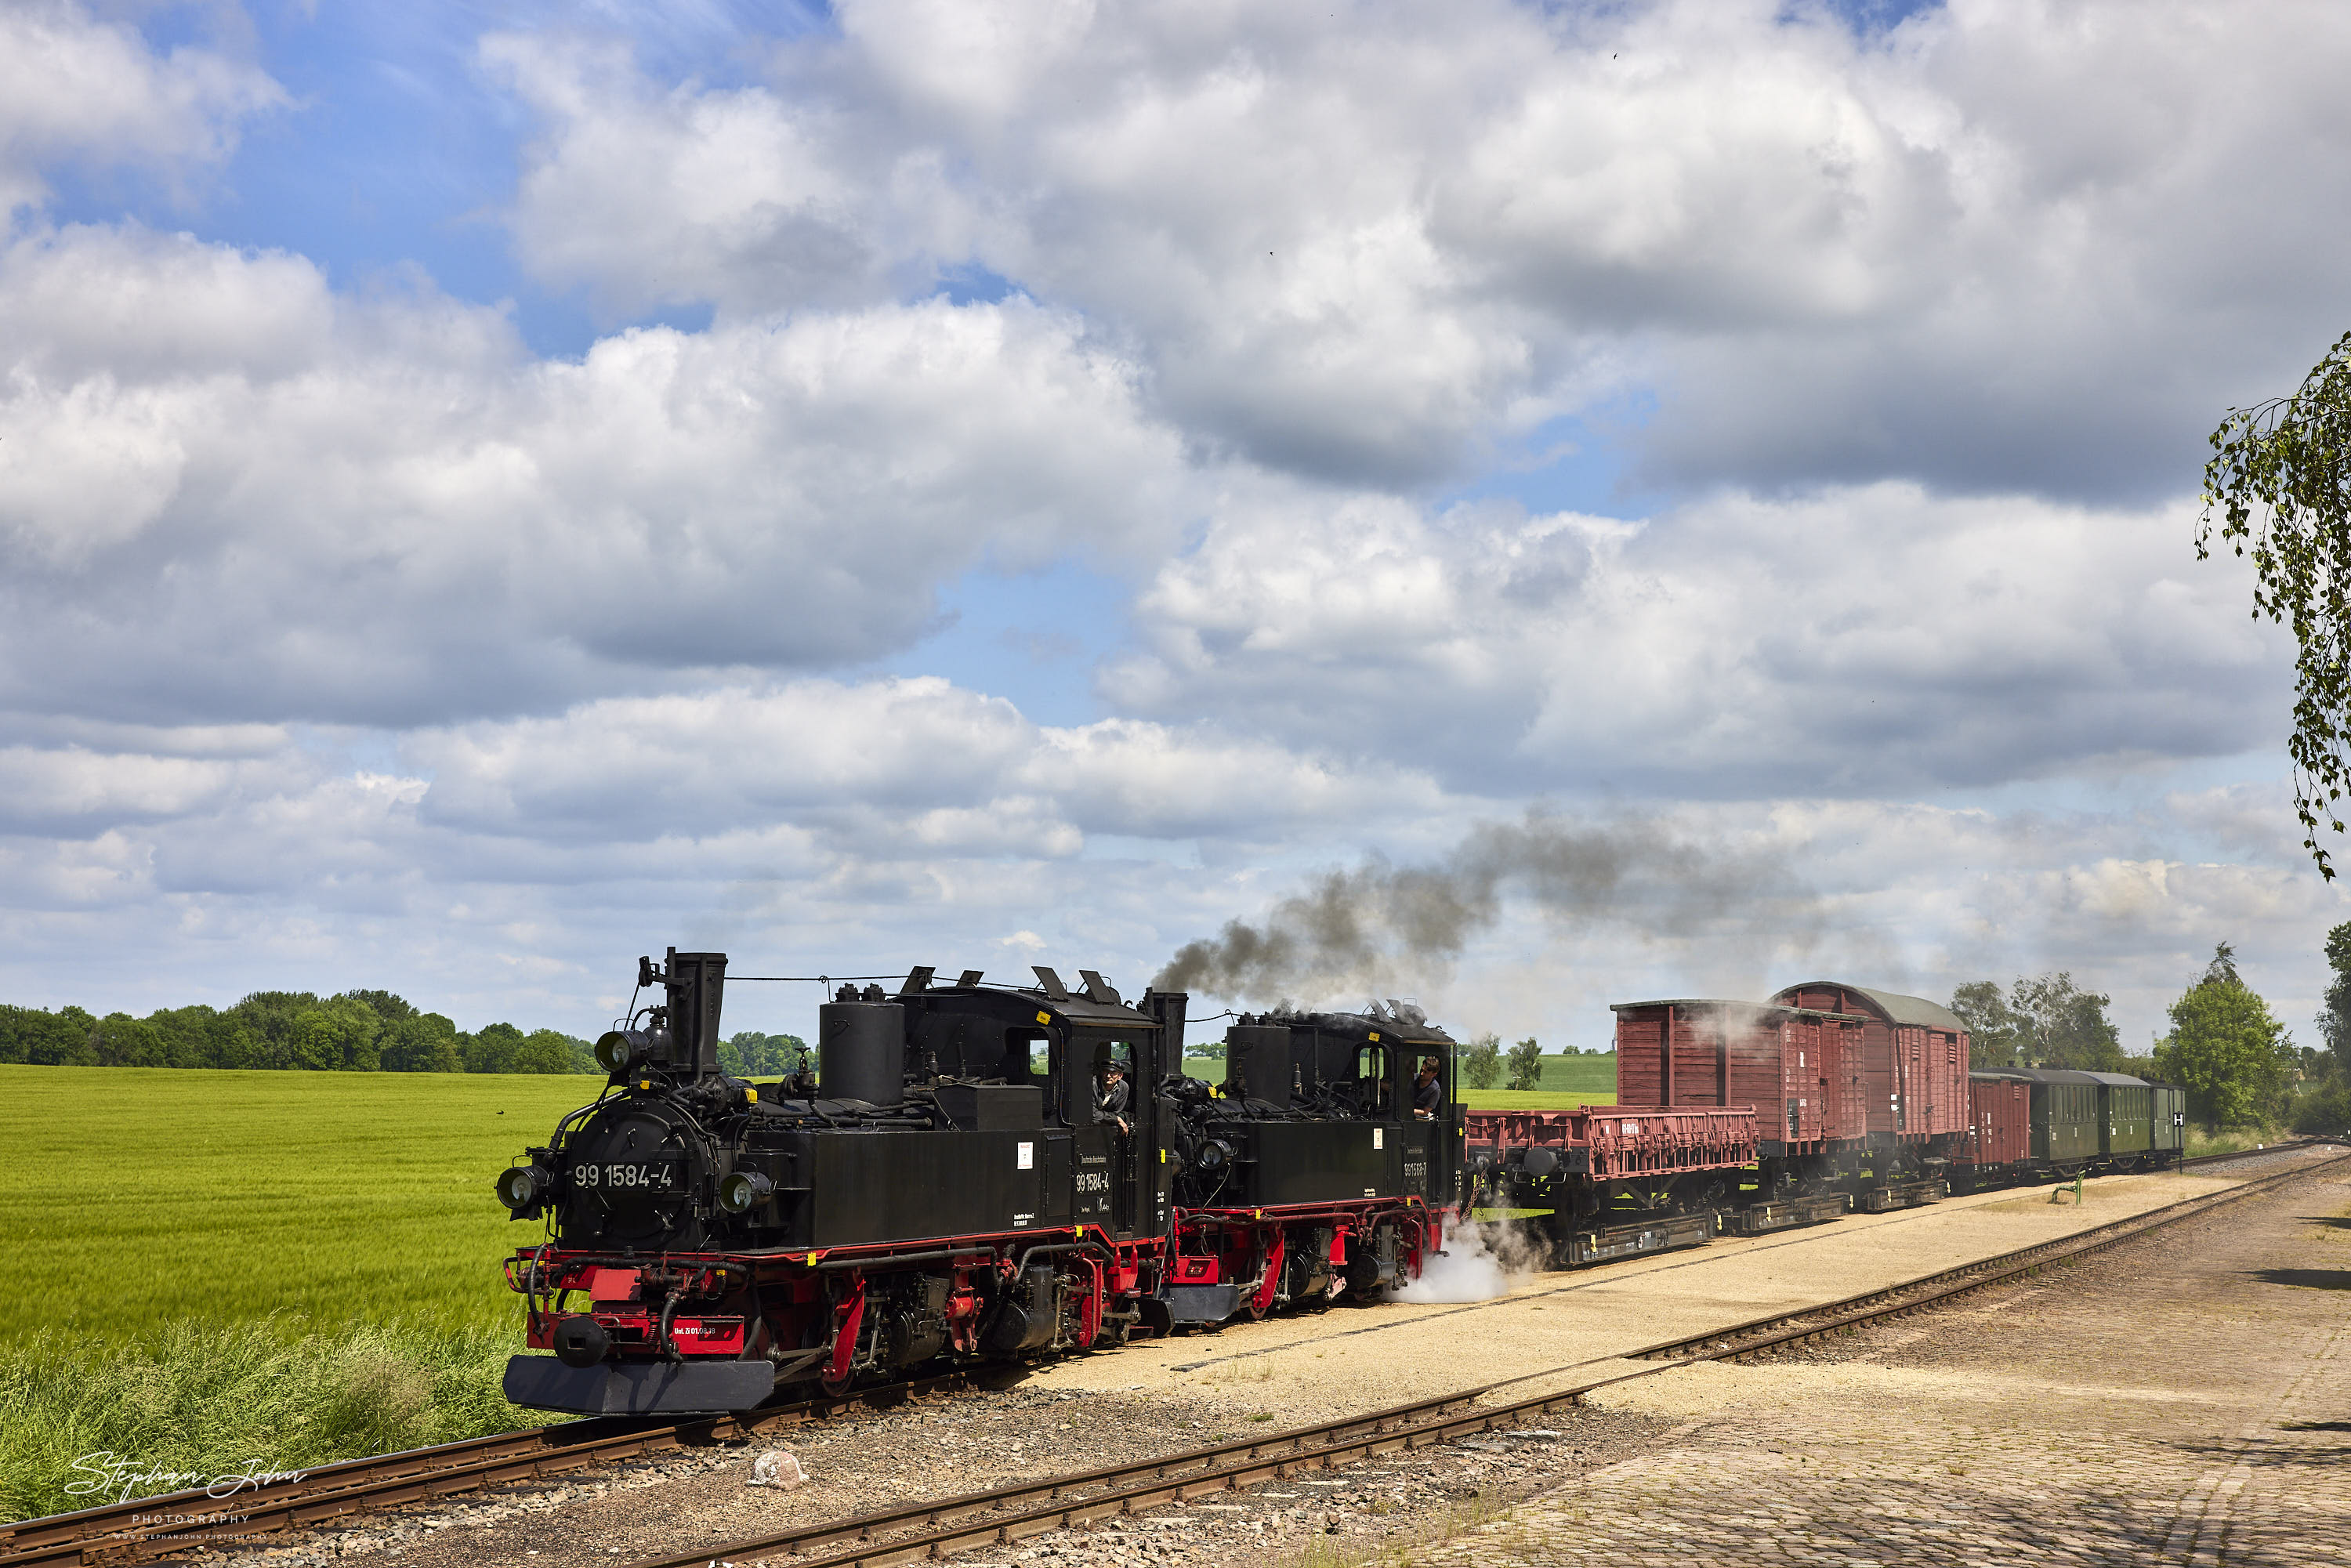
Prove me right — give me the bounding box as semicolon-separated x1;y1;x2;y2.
0;1066;599;1520
0;1065;589;1346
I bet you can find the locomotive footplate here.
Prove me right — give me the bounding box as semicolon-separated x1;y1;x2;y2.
1722;1192;1850;1235
1556;1210;1714;1266
1857;1176;1947;1214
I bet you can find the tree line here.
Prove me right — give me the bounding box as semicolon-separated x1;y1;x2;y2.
0;990;807;1079
1952;936;2351;1137
1460;1035;1579;1092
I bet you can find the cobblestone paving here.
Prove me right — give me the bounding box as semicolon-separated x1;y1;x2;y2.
1416;1160;2351;1566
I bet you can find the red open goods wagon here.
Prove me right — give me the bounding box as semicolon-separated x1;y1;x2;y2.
1467;1103;1759;1179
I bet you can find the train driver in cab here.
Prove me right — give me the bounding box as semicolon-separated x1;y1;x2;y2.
1094;1059;1132;1135
1412;1056;1443;1120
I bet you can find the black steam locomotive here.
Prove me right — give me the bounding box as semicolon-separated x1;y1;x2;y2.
497;949;1461;1415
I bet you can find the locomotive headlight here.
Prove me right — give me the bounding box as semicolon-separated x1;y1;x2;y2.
496;1163;554;1215
717;1171;774;1213
594;1029;650;1074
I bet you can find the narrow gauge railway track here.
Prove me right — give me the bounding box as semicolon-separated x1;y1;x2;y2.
2175;1136;2338;1168
608;1148;2349;1568
1637;1146;2348;1363
8;1143;2335;1568
0;1371;990;1568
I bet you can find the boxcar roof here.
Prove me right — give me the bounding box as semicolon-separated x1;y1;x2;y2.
1609;997;1867;1021
1773;980;1968;1034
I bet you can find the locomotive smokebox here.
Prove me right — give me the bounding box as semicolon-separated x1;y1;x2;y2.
820;991;906;1106
1226;1023;1292;1106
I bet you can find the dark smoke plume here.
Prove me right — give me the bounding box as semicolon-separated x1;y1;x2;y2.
1150;810;1822;1005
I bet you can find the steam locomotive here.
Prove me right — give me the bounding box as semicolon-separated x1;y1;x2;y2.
496;949;1460;1416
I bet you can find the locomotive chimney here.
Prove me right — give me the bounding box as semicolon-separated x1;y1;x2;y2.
820;986;906;1106
661;947;727;1077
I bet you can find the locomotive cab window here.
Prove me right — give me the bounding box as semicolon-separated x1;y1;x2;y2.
1005;1028;1053;1085
1355;1045;1393;1116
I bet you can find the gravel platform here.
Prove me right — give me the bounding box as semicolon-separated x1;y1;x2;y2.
1417;1150;2351;1566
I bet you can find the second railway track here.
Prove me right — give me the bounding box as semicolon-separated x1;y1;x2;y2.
9;1141;2336;1568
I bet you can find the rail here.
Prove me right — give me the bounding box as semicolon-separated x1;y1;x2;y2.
0;1370;984;1568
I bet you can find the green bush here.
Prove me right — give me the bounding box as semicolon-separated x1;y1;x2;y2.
2288;1075;2351;1135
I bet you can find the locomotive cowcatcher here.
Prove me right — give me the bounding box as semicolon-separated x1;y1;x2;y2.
497;949;1463;1414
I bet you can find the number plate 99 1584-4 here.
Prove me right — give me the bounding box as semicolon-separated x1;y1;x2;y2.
574;1162;677;1191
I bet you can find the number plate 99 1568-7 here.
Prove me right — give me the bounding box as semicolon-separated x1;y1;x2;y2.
573;1162;677;1192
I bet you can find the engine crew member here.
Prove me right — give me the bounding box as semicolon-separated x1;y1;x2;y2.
1094;1062;1132;1135
1412;1056;1443;1120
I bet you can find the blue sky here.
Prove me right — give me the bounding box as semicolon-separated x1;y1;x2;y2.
2;0;2345;1052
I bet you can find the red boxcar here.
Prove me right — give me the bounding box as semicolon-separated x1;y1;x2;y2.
1610;998;1868;1144
1766;982;1969;1143
1962;1070;2031;1173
